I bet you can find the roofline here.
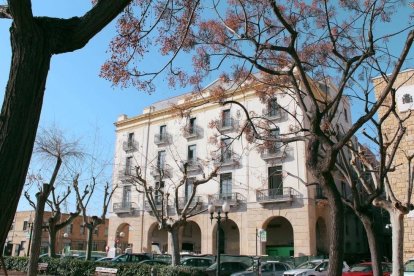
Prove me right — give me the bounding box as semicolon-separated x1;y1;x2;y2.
372;68;414;80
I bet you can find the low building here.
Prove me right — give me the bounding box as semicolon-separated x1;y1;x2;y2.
4;210;109;256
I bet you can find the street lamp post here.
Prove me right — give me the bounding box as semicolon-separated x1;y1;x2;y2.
208;201;230;276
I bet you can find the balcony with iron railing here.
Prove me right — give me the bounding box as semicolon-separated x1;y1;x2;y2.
122;140;138;152
256;187;298;204
150;165;173;178
182;160;202;173
144;199;169;212
218;118;237;132
213;152;240;168
154;133;172;145
113;201;138;214
208;192;246;206
118;169;134;182
260;144;286;161
176;196;203;210
182;125;203;140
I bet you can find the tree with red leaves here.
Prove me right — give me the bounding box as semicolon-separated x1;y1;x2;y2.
101;1;414;275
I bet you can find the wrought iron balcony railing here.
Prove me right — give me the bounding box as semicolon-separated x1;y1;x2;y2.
262;107;285;120
183;125;202;140
113;202;138;214
260;145;285;161
150;165;172;178
218;118;237;132
122;140;138;152
118;169;134;182
256;187;298;204
154;133;171;145
208;192;246;206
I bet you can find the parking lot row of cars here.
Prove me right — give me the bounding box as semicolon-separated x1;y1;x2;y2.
40;253;414;276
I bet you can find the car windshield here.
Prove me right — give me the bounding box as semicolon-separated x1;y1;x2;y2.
405;260;414;272
297;261;320;269
350;264;372;272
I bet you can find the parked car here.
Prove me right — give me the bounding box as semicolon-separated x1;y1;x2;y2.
138;259;169;266
205;261;250;276
95;257;113;262
231;260;292;276
76;255;104;261
342;262;392;276
283;259;349;276
180;257;214;268
405;259;414;276
111;253;151;263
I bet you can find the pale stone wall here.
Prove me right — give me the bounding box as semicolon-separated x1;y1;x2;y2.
373;69;414;261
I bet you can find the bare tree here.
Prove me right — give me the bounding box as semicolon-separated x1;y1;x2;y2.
73;176;116;261
336;102;414;275
45;184;81;258
0;0;132;253
23;126;82;276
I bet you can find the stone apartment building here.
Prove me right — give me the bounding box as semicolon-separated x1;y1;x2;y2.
4;210;109;256
108;79;369;257
373;69;414;261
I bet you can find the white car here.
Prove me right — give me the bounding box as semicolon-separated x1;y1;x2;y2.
231;261;292;276
283;259;349;276
405;259;414;276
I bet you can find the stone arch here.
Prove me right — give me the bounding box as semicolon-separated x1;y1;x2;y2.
212;219;240;255
180;221;202;254
115;223;131;254
316;217;329;255
147;222;168;254
262;216;294;257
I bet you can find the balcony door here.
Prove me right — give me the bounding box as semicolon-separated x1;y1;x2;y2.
157;150;166;170
122;186;131;207
268;166;283;196
220;173;232;199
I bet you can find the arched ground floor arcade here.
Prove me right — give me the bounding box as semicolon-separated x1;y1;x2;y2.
108;203;335;257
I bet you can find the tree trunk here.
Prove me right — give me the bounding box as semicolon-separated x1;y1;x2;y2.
323;174;345;276
359;213;383;276
48;227;57;258
390;210;404;276
27;189;50;276
169;226;180;266
0;24;52;253
85;226;94;261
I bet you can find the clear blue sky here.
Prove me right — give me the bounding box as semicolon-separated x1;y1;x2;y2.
1;1;413;213
0;0;189;213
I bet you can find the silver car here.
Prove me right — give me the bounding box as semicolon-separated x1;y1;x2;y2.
231;261;292;276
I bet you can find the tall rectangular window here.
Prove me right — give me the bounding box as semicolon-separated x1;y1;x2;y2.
189;118;196;134
220;173;232;199
268;166;283;195
122;186;131;204
344;108;349;123
160;125;167;140
221;109;231;127
188;145;196;162
80;224;85;235
127;132;135;147
155;181;165;204
66;223;73;234
268;98;279;117
125;156;133;175
23;221;28;231
221;138;232;162
269;127;280;153
185;178;195;200
157;150;166;169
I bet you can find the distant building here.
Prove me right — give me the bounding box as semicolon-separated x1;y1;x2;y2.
4;210;109;256
373;69;414;261
108;78;369;257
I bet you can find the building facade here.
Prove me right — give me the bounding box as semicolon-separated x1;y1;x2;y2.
108;80;368;257
4;211;109;256
373;69;414;261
